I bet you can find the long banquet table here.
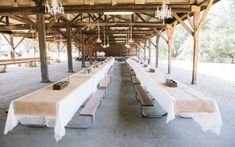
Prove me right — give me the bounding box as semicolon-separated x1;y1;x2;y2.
126;58;222;135
4;57;115;141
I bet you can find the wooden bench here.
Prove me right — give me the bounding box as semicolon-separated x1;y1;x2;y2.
128;66;133;71
134;84;167;118
66;89;106;129
130;70;136;76
99;76;111;89
131;76;140;85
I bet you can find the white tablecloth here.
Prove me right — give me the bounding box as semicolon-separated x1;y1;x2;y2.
4;58;115;141
126;58;222;135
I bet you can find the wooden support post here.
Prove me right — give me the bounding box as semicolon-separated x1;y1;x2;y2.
191;3;213;84
148;39;151;65
94;47;97;61
66;26;73;73
57;42;61;62
88;46;93;65
144;41;146;63
155;34;160;68
135;44;138;57
172;3;212;84
37;14;50;83
2;34;15;60
166;24;175;74
81;31;86;67
9;35;15;60
192;9;200;84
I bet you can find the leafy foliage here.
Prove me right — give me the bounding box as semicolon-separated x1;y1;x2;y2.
158;0;235;63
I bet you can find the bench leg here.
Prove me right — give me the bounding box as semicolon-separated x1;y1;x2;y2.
65;116;94;129
140;106;168;118
21;124;47;128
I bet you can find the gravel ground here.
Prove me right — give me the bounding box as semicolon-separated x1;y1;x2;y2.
158;60;235;106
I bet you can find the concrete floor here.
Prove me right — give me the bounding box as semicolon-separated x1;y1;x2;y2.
158;60;235;105
0;62;235;147
0;60;92;108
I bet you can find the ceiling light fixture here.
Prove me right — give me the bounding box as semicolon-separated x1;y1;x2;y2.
155;0;172;23
45;0;64;15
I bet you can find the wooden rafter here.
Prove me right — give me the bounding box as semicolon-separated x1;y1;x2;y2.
136;13;146;22
46;14;61;32
14;37;25;50
196;0;214;32
0;22;165;31
6;16;10;25
0;5;191;15
71;14;81;22
0;16;4;21
21;15;36;27
186;14;194;29
2;34;14;48
152;28;167;43
2;34;25;50
172;12;193;35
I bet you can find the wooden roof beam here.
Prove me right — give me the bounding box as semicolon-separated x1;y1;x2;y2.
172;12;193;35
46;14;61;32
196;0;214;32
0;5;191;15
135;13;146;22
152;28;167;43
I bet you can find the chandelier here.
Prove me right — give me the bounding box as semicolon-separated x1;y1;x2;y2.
45;0;64;15
155;1;172;23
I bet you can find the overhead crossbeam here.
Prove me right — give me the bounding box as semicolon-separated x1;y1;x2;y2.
0;5;191;15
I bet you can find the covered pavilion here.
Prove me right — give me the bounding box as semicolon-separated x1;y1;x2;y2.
1;0;235;147
0;0;218;84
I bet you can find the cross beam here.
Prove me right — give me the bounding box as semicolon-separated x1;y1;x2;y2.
0;5;191;15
